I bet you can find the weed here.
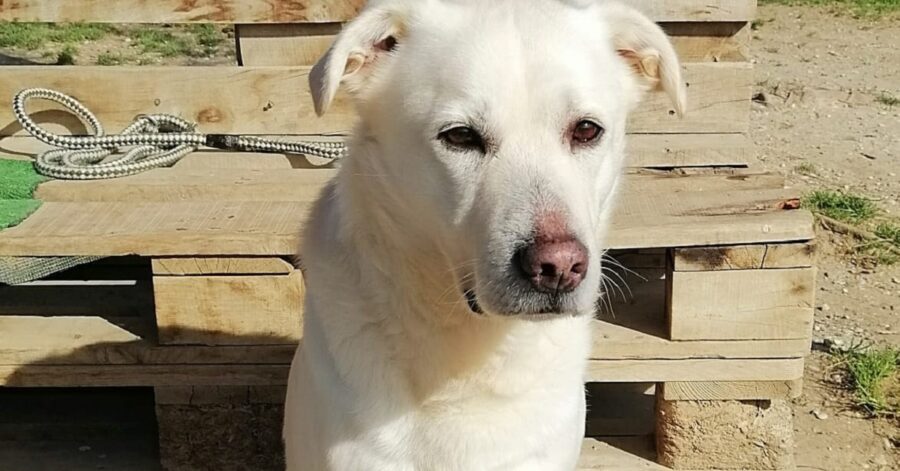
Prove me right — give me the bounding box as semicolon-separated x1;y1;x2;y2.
55;44;77;64
0;22;110;49
874;222;900;246
803;190;877;223
876;91;900;106
96;52;126;66
129;28;193;57
189;24;224;55
835;346;900;414
794;162;817;175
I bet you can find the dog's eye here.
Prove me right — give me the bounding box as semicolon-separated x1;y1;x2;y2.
572;120;604;145
439;126;486;153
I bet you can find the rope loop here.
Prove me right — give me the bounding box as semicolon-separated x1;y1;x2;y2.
13;88;347;180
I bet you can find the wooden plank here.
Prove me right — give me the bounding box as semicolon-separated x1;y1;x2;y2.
33;169;777;203
579;437;666;470
0;1;756;23
0;316;297;366
627;134;751;168
668;268;816;341
0;190;814;256
35;167;336;202
0;63;751;137
0;364;290;387
0;133;755;169
0;67;345;137
152;257;294;276
237;23;751;67
0;0;366;23
237;23;342;66
661;380;804;401
672;242;814;271
153;272;304;345
587;358;804;383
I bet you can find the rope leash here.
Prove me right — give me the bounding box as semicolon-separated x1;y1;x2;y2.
13;88;348;180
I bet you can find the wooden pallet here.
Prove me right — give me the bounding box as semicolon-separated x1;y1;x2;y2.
0;1;812;470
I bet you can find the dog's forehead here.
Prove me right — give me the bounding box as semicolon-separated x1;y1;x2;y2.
398;1;624;121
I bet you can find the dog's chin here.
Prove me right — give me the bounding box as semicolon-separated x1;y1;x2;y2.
461;285;589;320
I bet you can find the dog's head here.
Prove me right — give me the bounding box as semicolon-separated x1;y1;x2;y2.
312;0;685;318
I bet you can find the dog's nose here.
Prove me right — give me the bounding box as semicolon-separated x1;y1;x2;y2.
515;238;588;293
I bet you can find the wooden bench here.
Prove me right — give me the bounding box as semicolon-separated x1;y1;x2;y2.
0;1;815;469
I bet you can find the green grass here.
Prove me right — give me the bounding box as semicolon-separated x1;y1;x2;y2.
0;159;47;230
55;44;76;65
874;222;900;245
129;25;224;58
0;22;111;49
794;162;817;175
96;52;126;66
803;190;878;223
836;346;900;414
760;0;900;16
876;91;900;106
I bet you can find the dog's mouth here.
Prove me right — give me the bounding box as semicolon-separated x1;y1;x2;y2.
464;287;483;315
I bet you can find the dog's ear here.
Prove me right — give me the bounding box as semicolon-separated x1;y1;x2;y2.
309;4;406;116
602;3;687;117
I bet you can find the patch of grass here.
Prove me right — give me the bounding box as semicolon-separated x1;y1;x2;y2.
0;22;110;49
129;28;194;57
128;25;225;58
760;0;900;16
836;346;900;414
96;52;126;66
0;159;47;200
189;24;224;55
803;190;877;223
876;91;900;106
795;162;817;175
874;221;900;246
55;44;77;65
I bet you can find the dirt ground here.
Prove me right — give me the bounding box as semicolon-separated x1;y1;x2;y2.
752;4;899;470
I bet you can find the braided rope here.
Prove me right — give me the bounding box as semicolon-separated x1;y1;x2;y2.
13;88;347;180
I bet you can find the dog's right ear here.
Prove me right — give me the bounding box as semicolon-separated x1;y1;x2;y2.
309;4;407;116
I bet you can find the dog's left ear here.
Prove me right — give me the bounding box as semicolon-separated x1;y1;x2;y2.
602;3;687;116
309;4;407;116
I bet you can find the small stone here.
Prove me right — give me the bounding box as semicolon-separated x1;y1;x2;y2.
819;303;832;312
78;445;91;452
812;409;829;420
892;277;900;285
885;438;894;450
873;455;888;466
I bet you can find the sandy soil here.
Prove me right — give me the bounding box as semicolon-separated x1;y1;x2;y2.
752;5;899;470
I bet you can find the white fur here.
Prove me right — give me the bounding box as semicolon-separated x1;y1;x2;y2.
285;1;685;469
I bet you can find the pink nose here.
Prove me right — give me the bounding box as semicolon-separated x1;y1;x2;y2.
516;238;588;293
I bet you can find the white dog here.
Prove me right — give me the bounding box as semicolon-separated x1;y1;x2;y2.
284;1;685;469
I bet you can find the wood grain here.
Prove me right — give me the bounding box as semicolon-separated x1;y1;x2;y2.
0;63;751;136
152;257;294;276
237;22;752;67
0;0;366;23
587;358;804;383
668;268;816;340
34;168;778;203
672;242;814;271
0;189;814;256
153;272;304;345
661;380;804;401
0;0;756;23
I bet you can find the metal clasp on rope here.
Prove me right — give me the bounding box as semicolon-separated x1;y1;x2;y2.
13;88;348;180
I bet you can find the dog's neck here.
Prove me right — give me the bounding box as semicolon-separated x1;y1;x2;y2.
309;136;588;403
